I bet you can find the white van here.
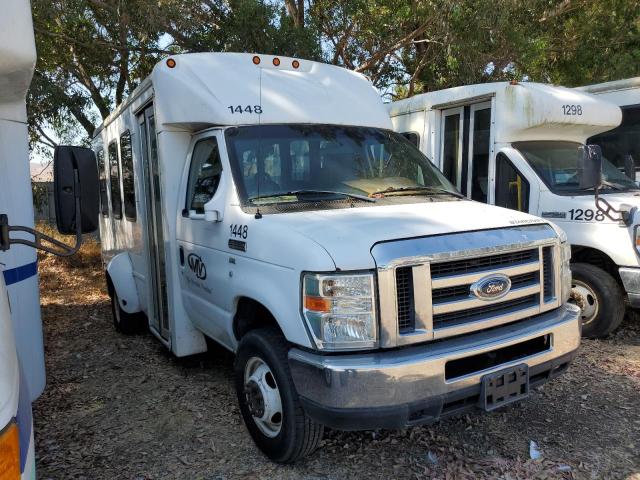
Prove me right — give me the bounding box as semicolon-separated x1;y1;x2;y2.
80;54;580;462
388;82;639;338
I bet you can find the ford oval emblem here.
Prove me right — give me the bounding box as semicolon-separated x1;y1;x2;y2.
470;274;511;301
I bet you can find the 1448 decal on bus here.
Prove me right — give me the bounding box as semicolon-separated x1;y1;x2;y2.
187;253;207;280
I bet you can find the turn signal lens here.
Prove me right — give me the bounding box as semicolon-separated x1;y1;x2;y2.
304;296;331;312
252;55;261;65
166;58;176;68
0;422;20;480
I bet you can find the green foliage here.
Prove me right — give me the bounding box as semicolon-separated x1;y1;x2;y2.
28;0;640;152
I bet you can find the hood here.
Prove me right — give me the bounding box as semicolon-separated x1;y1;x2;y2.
263;200;550;270
0;275;19;429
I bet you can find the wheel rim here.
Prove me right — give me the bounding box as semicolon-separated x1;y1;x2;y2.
244;356;283;438
571;280;599;326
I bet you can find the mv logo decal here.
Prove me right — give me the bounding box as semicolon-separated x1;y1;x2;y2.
187;253;207;280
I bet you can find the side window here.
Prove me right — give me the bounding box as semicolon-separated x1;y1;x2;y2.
186;138;223;214
495;153;529;212
401;132;419;147
108;141;122;219
120;130;136;221
96;148;109;217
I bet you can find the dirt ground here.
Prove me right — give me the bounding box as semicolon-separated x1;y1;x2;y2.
34;243;640;480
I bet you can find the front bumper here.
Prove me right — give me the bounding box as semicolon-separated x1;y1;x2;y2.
619;267;640;308
289;304;581;430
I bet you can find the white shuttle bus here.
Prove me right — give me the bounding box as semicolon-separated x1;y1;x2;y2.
577;77;640;180
82;53;581;462
388;82;639;338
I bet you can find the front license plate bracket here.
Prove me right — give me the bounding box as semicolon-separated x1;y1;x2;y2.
481;364;529;411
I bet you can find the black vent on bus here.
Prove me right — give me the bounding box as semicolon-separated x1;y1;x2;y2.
396;267;415;333
542;246;554;301
430;249;539;278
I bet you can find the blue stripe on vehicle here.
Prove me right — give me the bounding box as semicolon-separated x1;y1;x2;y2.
2;261;38;286
16;362;32;473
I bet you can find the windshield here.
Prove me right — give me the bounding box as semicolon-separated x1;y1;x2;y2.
515;141;639;195
225;124;455;205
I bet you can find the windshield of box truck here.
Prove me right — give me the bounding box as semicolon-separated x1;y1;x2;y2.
515;141;639;195
225;124;456;205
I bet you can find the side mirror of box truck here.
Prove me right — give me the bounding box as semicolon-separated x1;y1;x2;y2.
203;173;228;222
577;144;603;189
54;146;100;235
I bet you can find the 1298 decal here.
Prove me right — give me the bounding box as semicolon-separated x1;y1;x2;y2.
569;208;605;222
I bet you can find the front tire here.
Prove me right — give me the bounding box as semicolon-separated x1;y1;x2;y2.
110;290;145;334
234;328;324;463
571;262;625;338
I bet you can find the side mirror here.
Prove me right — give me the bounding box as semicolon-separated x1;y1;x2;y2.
624;154;636;181
203;174;227;222
54;146;100;235
577;144;603;189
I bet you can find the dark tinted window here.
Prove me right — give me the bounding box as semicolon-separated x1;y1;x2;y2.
187;138;223;214
588;105;640;180
96;149;109;217
120;131;136;221
495;153;529;212
401;132;419;147
108;141;122;219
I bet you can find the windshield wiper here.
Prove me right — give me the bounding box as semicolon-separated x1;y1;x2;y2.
370;186;465;199
250;189;376;203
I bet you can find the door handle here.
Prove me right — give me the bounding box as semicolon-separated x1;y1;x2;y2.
179;246;184;266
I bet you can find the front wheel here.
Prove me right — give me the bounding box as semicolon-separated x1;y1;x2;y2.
570;262;625;338
110;290;145;334
234;328;324;463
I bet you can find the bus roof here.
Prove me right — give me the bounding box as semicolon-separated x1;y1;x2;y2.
388;81;622;143
98;52;392;135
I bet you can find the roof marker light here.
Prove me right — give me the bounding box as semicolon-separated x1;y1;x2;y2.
166;58;176;68
252;56;261;65
292;60;300;69
273;57;281;66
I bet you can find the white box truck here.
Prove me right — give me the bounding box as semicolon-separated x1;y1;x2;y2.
388;81;639;338
66;53;581;463
577;77;640;180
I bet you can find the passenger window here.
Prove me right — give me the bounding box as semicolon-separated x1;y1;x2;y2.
120;130;136;221
401;132;419;147
495;153;529;212
108;141;122;219
187;138;223;214
96;148;109;217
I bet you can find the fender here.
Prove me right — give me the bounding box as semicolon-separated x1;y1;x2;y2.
106;252;141;314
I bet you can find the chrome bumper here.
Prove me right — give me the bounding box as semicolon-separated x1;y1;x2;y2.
289;304;581;430
619;267;640;308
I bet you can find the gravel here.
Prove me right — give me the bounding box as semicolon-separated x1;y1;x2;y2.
34;252;640;479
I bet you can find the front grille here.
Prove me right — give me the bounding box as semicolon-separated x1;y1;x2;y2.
430;249;539;278
434;294;538;329
432;272;538;303
396;267;414;333
542;246;554;301
391;242;559;342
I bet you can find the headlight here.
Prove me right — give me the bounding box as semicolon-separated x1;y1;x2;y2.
0;421;20;479
302;272;377;350
634;225;640;256
560;241;572;304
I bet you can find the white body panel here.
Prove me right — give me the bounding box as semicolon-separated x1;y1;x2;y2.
577;77;640;108
388;82;640;293
0;0;45;400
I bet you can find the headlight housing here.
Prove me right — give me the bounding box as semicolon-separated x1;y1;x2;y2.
560;241;572;304
634;225;640;256
302;272;377;350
